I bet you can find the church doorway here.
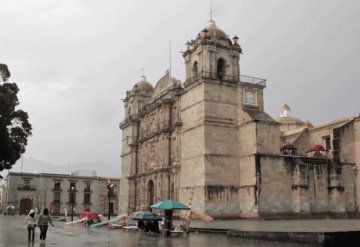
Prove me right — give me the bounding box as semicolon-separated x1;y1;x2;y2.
20;198;32;215
147;180;155;209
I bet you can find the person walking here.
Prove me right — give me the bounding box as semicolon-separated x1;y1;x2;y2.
24;209;36;242
37;208;54;244
64;207;68;221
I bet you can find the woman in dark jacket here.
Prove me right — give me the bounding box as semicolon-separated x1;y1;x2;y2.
37;208;54;243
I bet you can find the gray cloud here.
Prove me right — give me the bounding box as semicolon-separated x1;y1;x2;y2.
1;0;359;171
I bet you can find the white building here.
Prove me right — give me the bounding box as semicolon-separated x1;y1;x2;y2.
0;172;120;216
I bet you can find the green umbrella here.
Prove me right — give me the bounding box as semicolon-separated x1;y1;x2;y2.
150;200;190;210
133;211;162;221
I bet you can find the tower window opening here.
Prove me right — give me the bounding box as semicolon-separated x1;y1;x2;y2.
217;58;226;79
192;61;198;78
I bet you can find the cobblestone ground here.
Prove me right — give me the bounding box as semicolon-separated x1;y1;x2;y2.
2;214;355;247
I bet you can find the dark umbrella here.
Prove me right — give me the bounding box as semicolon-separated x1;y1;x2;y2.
133;211;162;221
150;200;190;236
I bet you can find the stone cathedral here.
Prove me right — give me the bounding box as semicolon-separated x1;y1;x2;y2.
119;19;360;218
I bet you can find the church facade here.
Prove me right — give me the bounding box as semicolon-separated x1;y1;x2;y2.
119;19;360;218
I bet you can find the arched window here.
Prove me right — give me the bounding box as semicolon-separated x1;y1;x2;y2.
147;180;155;208
192;61;198;78
216;58;226;79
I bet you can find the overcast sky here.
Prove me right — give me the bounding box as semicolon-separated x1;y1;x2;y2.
1;0;359;173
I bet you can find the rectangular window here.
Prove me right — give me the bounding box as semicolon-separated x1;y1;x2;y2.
54;192;61;202
54;181;61;191
24;179;30;189
84;183;91;192
84;193;91;204
323;135;331;151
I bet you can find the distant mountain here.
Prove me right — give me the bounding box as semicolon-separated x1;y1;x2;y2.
9;157;121;177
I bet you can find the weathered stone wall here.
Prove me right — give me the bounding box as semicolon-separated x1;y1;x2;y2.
203;81;238;125
239;123;257;156
339;123;355;163
292;130;310;156
204;123;239;184
179;124;205;215
179;82;206;212
179;186;205;214
181;83;204;130
342;165;356;213
256;122;280;155
258;156;292;214
239;155;257;216
307;163;329;213
119;128;133;214
204;185;240;217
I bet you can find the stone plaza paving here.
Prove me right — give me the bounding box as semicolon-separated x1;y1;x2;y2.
190;218;360;232
2;214;360;246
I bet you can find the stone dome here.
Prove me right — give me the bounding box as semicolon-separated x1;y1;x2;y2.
277;116;305;125
153;70;181;99
198;20;228;39
277;104;306;125
133;77;153;92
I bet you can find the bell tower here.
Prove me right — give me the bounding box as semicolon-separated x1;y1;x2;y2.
183;19;242;85
180;19;245;216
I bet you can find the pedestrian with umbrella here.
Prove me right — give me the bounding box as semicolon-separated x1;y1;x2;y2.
129;211;162;233
150;200;190;236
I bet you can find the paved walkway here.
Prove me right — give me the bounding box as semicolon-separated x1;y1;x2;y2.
2;214;360;246
0;214;309;247
189;218;360;232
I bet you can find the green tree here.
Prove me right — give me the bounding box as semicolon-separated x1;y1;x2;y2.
0;64;32;178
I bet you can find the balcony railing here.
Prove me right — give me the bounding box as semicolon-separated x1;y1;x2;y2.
239;75;266;86
17;186;36;191
184;71;266;87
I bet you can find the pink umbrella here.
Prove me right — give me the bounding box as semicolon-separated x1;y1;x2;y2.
79;211;99;219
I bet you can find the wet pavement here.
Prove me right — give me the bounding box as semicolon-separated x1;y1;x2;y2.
2;214;360;246
189;218;360;232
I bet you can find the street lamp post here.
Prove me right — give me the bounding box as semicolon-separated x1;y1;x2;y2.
106;180;114;220
43;187;47;210
71;186;75;222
